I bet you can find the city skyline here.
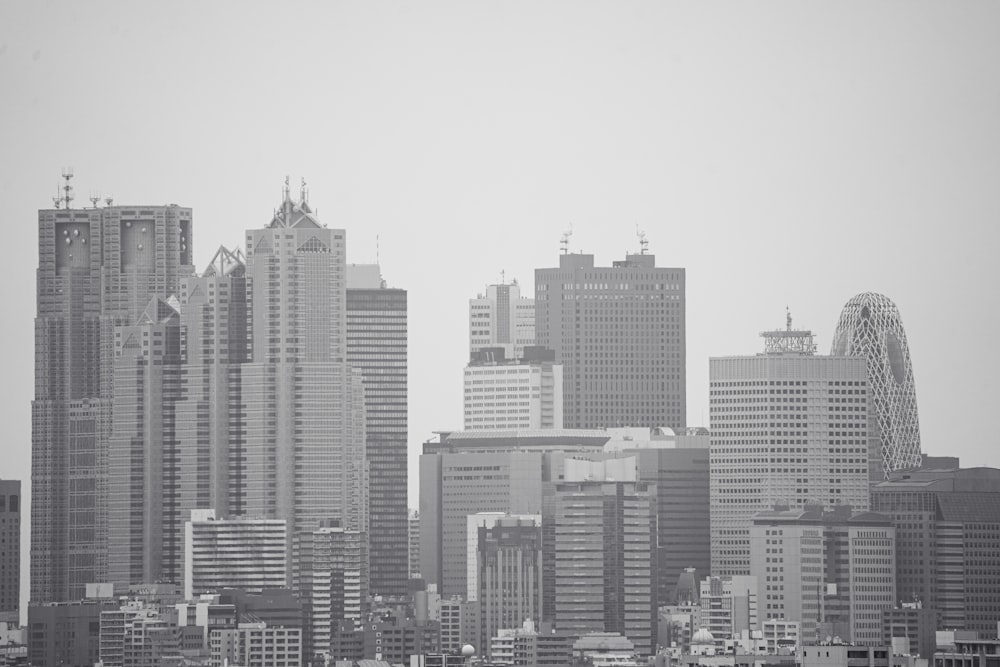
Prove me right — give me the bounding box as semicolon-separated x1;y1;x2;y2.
2;0;999;627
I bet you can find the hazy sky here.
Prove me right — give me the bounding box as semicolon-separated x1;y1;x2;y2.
2;0;999;613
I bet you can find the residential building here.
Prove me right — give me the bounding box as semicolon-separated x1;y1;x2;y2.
831;292;922;476
0;481;20;622
750;506;896;646
32;193;193;603
464;346;563;430
240;185;367;583
299;519;368;661
871;465;1000;635
710;319;872;576
183;510;287;599
347;264;408;598
438;597;480;656
469;281;535;359
534;250;686;431
409;510;421;580
477;516;543;660
698;576;759;647
547;459;657;656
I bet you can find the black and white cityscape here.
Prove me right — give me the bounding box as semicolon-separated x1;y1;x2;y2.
2;3;999;667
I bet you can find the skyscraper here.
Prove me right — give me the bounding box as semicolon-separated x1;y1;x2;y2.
831;292;922;476
240;184;367;583
346;264;408;598
464;346;563;431
534;251;685;430
710;320;872;576
0;480;20;622
469;281;535;359
32;187;193;602
107;296;181;587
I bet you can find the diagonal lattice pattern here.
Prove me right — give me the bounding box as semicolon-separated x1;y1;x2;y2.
831;292;922;476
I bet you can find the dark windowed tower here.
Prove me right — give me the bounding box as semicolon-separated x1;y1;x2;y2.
0;480;20;621
347;265;408;597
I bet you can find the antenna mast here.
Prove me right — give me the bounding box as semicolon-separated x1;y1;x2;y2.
60;168;74;209
89;192;101;209
636;225;648;255
560;225;573;255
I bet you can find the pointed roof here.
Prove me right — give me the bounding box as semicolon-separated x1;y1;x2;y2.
203;245;246;277
268;177;324;229
138;295;180;326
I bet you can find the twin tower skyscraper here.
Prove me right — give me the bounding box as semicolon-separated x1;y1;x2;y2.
31;181;407;603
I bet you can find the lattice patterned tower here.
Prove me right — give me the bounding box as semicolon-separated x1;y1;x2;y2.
831;293;922;477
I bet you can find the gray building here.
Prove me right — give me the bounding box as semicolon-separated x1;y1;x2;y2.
546;460;658;656
709;320;872;576
534;250;685;431
469;280;535;360
241;186;367;583
871;465;1000;635
28;598;120;667
32;190;193;603
347;264;408;598
418;429;607;597
0;480;19;622
478;516;542;659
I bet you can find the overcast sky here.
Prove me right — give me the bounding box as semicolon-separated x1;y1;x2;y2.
2;0;999;614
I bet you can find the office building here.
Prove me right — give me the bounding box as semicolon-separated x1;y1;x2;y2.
469;280;535;359
107;296;181;588
28;598;120;666
419;429;607;597
299;519;368;661
0;481;20;622
347;263;408;598
32;187;193;602
547;459;657;656
464;346;563;430
698;576;759;647
477;516;543;660
240;185;367;582
439;597;480;656
882;604;937;658
183;510;287;599
871;465;1000;635
211;622;302;667
534;249;685;430
750;505;896;646
709;319;872;576
831;292;922;476
170;245;249;582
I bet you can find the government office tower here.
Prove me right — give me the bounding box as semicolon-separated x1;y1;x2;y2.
32;201;193;602
534;252;685;430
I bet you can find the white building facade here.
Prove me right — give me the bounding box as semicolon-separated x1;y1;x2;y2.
464;360;562;431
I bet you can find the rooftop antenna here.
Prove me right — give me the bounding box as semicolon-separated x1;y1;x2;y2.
786;306;792;331
283;175;291;201
376;233;380;266
501;269;506;284
89;192;101;209
105;195;114;207
636;225;648;255
60;168;74;209
560;224;573;254
52;184;62;209
300;177;308;204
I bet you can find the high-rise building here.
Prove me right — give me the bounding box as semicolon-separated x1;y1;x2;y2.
419;429;607;597
698;575;759;647
464;346;563;430
477;516;543;659
0;480;20;622
547;459;657;656
240;186;367;582
299;519;368;662
831;292;922;476
171;245;249;582
107;296;181;588
709;320;872;576
469;281;535;359
534;251;686;430
750;505;896;646
32;190;194;602
870;465;1000;635
346;263;408;598
183;510;288;599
